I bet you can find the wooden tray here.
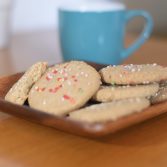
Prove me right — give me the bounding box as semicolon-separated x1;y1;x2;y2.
0;67;167;138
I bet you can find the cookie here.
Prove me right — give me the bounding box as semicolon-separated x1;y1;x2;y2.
151;86;167;104
93;84;159;102
100;64;167;85
28;61;101;116
69;98;150;123
5;62;48;105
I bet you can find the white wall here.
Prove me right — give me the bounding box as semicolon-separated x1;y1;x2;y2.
12;0;60;33
12;0;167;34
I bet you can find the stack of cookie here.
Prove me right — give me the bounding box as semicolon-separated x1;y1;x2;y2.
70;64;167;123
93;64;163;102
5;62;167;124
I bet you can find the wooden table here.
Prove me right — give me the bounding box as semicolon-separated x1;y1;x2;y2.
0;31;167;167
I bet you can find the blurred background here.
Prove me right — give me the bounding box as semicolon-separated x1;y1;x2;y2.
11;0;167;35
0;0;167;75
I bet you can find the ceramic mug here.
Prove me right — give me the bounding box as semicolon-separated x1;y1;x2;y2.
58;1;153;65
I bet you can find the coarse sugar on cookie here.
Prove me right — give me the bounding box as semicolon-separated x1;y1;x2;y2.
69;98;150;123
28;61;101;116
5;62;48;105
151;86;167;104
93;83;159;102
100;64;167;85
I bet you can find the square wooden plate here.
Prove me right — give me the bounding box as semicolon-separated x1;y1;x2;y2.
0;64;167;138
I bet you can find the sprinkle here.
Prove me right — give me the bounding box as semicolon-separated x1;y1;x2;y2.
119;74;123;78
74;79;78;82
52;69;58;74
106;65;112;68
64;77;68;81
41;88;46;91
63;95;70;100
49;85;62;93
143;81;150;84
43;100;46;105
59;69;65;74
67;81;72;85
63;94;75;104
46;73;53;81
85;74;88;77
80;72;84;75
131;68;136;72
71;75;76;78
57;77;62;81
35;86;38;90
35;87;46;92
138;68;141;72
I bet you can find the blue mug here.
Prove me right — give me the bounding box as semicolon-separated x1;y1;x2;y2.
58;1;153;65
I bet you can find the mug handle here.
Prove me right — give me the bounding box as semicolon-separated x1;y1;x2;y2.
121;10;153;59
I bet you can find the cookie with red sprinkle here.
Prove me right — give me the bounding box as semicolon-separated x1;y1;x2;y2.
28;61;101;115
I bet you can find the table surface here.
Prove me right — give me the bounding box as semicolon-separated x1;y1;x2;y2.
0;31;167;167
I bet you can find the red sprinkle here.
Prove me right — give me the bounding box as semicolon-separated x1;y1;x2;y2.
71;75;76;78
52;69;58;74
74;79;78;82
63;94;75;104
35;87;46;92
46;75;52;81
63;95;70;100
49;85;62;93
41;88;46;91
57;77;62;81
49;89;56;93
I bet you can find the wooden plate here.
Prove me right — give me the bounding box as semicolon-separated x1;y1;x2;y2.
0;64;167;138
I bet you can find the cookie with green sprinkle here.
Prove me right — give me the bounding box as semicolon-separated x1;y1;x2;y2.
100;64;167;85
93;83;159;102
